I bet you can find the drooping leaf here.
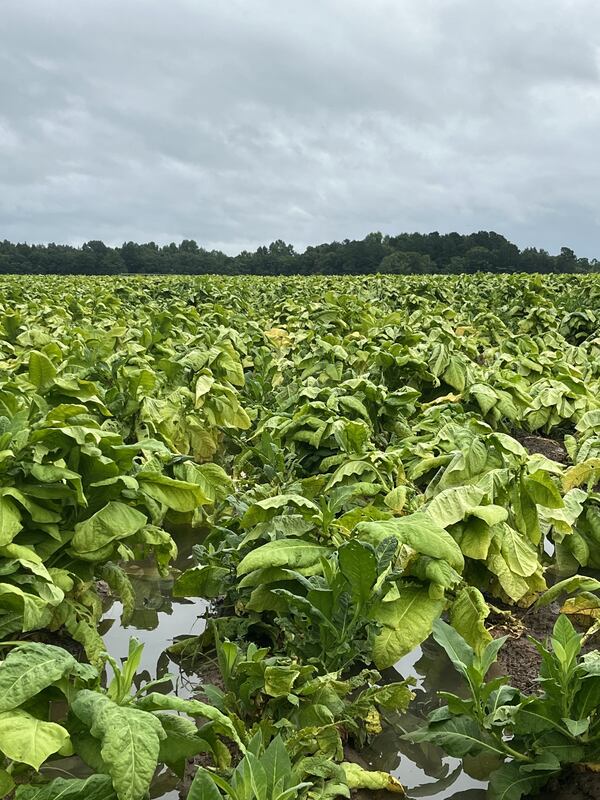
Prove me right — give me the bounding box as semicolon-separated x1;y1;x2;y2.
371;584;445;668
0;642;77;712
71;502;147;555
135;692;245;750
449;586;492;655
71;690;165;800
535;575;600;608
237;539;330;576
0;709;70;770
15;775;117;800
342;762;404;794
356;512;464;571
138;473;209;512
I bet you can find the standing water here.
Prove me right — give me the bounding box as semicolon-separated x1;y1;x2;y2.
94;529;491;799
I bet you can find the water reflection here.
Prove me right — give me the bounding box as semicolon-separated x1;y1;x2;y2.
95;525;490;799
100;525;209;696
360;641;489;799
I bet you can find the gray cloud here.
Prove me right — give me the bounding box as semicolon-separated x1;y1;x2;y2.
1;0;599;256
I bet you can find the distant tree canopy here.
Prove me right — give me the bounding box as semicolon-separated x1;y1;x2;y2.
0;232;596;275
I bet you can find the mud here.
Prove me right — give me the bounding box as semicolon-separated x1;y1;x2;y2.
511;430;569;464
487;602;556;692
488;601;600;693
529;765;600;800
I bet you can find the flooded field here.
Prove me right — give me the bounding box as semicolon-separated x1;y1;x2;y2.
97;529;490;800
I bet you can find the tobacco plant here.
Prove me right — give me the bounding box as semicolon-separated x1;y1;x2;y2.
410;616;600;799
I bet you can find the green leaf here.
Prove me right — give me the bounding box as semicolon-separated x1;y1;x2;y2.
0;768;14;799
0;709;70;770
533;731;585;762
136;692;245;750
563;717;589;737
411;714;505;759
187;768;222;800
356;512;464;571
29;350;57;391
71;502;147;555
0;642;77;712
488;762;549;800
173;565;229;598
0;495;22;546
338;540;377;608
512;700;560;735
71;690;165;800
15;775;117;800
371;584;445;668
237;539;330;576
262;735;292;797
431;619;474;677
449;587;492;655
244;751;269;799
573;675;600;718
138;472;209;511
480;637;507;678
551;614;581;670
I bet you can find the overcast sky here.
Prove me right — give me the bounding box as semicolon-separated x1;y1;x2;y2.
1;1;599;257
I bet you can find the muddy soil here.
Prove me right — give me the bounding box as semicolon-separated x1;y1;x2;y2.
529;765;600;800
510;430;569;464
488;602;558;692
488;602;597;693
490;603;600;799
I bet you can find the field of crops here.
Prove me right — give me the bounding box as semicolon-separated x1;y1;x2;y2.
1;274;599;800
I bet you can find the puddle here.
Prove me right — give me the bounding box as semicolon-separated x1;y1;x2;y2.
361;643;489;799
85;526;492;799
100;525;209;697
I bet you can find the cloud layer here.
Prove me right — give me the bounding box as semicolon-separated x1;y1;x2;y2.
1;0;599;256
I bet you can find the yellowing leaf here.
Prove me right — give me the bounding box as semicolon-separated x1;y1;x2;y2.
0;710;69;770
342;762;405;794
372;584;444;668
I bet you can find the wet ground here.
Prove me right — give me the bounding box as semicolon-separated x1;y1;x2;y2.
50;526;598;799
95;533;491;799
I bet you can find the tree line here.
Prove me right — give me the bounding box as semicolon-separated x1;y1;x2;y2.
0;231;596;275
